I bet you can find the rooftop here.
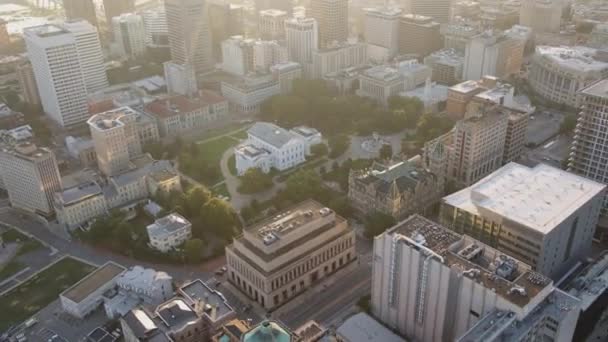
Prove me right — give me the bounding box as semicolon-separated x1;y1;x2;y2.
247;122;298;149
259;9;287;17
156;298;198;331
336;313;405;342
147;213;191;238
55;181;103;206
363;6;403;17
425;48;465;66
361;66;402;82
61;262;125;304
388;215;552;308
535;45;608;73
144;96;205;119
24;24;68;38
179;279;235;322
565;251;608;311
87;107;154;131
123;309;161;339
443;163;606;234
581;79;608;99
235;144;269;159
242;321;293;342
352;160;436;194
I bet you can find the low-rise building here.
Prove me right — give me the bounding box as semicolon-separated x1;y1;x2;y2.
147;213;192;253
349;159;442;220
440;162;606;279
54;182;107;231
60;262;126;319
311;41;367;79
356;66;404;106
226;200;356;310
235;122;321;175
221;74;280;114
372;215;581;342
87;84;153;115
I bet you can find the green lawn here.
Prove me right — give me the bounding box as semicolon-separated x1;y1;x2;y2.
183;136;240;186
0;260;26;280
0;257;95;331
1;229;43;256
230;129;248;140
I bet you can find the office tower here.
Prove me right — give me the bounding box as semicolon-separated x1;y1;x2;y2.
209;2;245;62
164;61;198;97
372;215;581;342
62;20;108;94
398;14;442;58
569;79;608;241
112;13;146;59
16;63;41;107
24;25;89;127
285;17;318;65
165;0;214;76
529;46;608;108
271;62;303;94
440;163;605;278
226;200;356;310
310;0;348;48
63;0;98;27
520;0;562;33
463;27;529;81
440;20;481;52
364;6;402;60
0;19;8;46
221;36;255;76
87;107;159;176
410;0;451;23
0;142;62;216
254;0;293;15
253;40;287;71
311;41;367;79
103;0;135;25
259;9;287;41
423;49;465;86
141;7;168;48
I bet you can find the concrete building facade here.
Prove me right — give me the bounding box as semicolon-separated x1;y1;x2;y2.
398;14;442;58
112;13;147;59
310;0;349;49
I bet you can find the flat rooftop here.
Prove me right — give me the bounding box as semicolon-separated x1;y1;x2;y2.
180;280;234;321
56;181;103;206
388;216;552;308
61;262;125;303
337;313;405;342
581;79;608;99
443;163;606;234
156;298;198;331
566;251;608;311
535;45;608;73
450;80;483;93
25;24;68;38
362;66;402;82
147;213;190;237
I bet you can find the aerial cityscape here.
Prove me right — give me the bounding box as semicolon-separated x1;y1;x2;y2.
0;0;608;341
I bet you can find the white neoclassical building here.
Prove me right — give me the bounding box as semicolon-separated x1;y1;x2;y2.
146;213;192;253
235;122;322;176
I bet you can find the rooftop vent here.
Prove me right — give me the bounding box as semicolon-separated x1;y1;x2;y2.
319;208;332;217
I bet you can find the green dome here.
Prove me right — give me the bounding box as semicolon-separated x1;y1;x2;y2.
242;320;292;342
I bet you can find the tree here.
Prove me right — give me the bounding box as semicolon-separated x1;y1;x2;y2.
364;212;396;238
181;186;212;217
379;144;393;160
200;198;239;241
310;143;328;157
238;168;273;194
184;238;204;263
283;169;324;203
328;135;349;158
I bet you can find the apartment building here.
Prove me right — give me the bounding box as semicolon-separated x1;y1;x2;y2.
235;122;321;175
88;107;159;176
569;80;608;241
54;182;108;231
348;159;442;220
258;9;287;41
24;25;89;127
147;213;192;253
226;200;356;310
529;46;608;108
364;6;402;61
440;163;606;278
143;91;227;137
310;0;349;49
372;215;581;342
398;14;442;58
112;13;147;59
0;142;62;216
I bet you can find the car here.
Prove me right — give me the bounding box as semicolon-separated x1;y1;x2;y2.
15;333;26;342
23;318;38;329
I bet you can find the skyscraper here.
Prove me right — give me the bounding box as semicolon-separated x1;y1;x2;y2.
165;0;214;75
24;24;89;127
0;142;62;216
63;0;98;27
62;20;108;94
310;0;348;48
103;0;135;25
16;63;41;107
569;79;608;241
259;9;287;41
285;17;318;65
112;13;146;59
520;0;562;33
410;0;452;23
254;0;293;15
364;6;402;60
398;14;442;58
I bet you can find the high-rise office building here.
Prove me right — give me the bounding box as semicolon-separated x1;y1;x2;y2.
103;0;135;26
569;79;608;241
63;0;98;27
87;107;159;176
364;6;402;60
520;0;562;33
310;0;348;48
259;9;287;41
16;63;41;107
254;0;293;15
409;0;451;23
112;13;147;59
165;0;214;75
0;142;62;216
372;215;581;342
209;2;245;62
62;20;108;94
440;163;605;279
141;7;169;48
24;25;89;127
398;14;442;58
285;17;318;66
221;36;255;76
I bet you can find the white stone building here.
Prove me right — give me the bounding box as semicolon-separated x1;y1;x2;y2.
221;74;280;114
363;6;402;61
235;122;321;175
285;17;318;67
54;182;107;231
253;40;288;71
112;13;147;59
357;66;404;106
259;9;287;41
311;41;368;79
147;213;192;253
221;36;255;76
62;20;108;94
